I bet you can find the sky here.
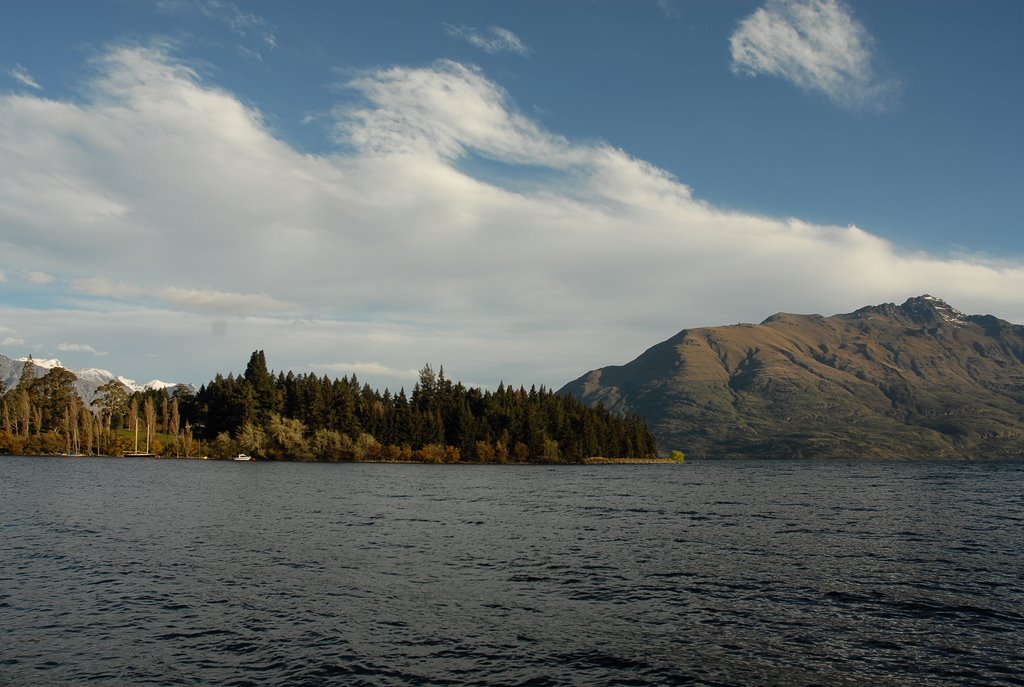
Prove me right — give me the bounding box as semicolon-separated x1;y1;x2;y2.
1;0;1022;391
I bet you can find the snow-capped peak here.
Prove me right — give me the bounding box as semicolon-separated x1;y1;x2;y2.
117;376;179;393
144;379;178;391
918;294;966;324
117;376;144;392
17;356;64;370
74;367;118;383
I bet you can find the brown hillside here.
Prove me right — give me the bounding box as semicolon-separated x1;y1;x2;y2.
560;296;1024;459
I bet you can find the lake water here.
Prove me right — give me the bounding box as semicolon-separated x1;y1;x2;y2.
1;456;1022;686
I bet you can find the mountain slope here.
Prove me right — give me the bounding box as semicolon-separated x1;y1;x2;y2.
0;353;183;405
559;296;1024;459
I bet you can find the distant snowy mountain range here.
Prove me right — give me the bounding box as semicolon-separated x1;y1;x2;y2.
0;352;184;404
17;357;178;393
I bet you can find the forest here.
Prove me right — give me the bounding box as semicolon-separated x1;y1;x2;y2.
0;351;658;463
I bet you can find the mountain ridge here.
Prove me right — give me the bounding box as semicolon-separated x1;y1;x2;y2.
0;353;183;405
560;296;1024;459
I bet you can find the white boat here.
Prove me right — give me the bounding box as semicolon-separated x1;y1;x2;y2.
233;453;254;461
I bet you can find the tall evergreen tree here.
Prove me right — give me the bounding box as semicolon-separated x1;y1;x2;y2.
243;350;277;421
31;367;78;432
184;353;657;462
15;355;36;393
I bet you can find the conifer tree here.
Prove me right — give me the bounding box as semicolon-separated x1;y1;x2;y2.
186;353;657;462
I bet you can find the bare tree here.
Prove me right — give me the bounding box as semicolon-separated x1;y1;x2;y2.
144;397;156;453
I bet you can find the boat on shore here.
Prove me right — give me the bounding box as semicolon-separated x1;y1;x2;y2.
123;417;159;459
233;453;254;461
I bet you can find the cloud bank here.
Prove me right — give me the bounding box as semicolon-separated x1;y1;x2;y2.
730;0;898;109
0;45;1019;387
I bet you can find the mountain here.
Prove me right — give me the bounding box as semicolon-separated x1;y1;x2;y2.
559;296;1024;459
0;353;184;405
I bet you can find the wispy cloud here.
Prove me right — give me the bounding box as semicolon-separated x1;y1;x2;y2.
157;0;277;57
444;24;529;56
311;362;421;380
6;64;42;90
220;4;277;48
22;271;55;285
0;45;1018;390
72;275;295;316
72;276;148;300
658;0;681;20
56;342;106;355
155;286;296;315
2;336;26;347
729;0;899;110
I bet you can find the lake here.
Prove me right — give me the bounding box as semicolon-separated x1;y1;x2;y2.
1;456;1022;686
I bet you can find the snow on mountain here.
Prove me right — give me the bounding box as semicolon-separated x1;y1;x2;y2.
2;352;184;402
117;376;143;393
16;356;64;370
74;368;120;383
117;376;179;393
145;380;178;391
921;294;966;324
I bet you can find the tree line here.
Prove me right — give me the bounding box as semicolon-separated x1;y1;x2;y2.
0;351;658;462
0;356;197;457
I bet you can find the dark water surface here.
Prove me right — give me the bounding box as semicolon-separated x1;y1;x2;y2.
1;457;1022;686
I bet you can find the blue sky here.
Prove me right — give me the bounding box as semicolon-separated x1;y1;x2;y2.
1;0;1022;390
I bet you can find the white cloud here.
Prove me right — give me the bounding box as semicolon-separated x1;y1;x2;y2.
444;24;529;56
72;276;295;316
22;271;55;285
729;0;899;109
7;64;42;90
2;336;26;347
56;342;105;355
0;45;1019;391
155;287;297;315
72;276;147;299
338;60;579;165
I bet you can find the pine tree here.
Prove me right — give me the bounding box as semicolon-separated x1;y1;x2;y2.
15;355;36;393
243;350;277;422
179;353;657;463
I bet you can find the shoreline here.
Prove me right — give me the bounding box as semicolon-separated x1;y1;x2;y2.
3;453;679;465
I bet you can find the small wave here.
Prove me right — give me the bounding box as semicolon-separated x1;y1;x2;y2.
156;628;233;641
557;649;652;674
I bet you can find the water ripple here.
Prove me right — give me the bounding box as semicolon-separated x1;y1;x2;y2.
1;456;1022;686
